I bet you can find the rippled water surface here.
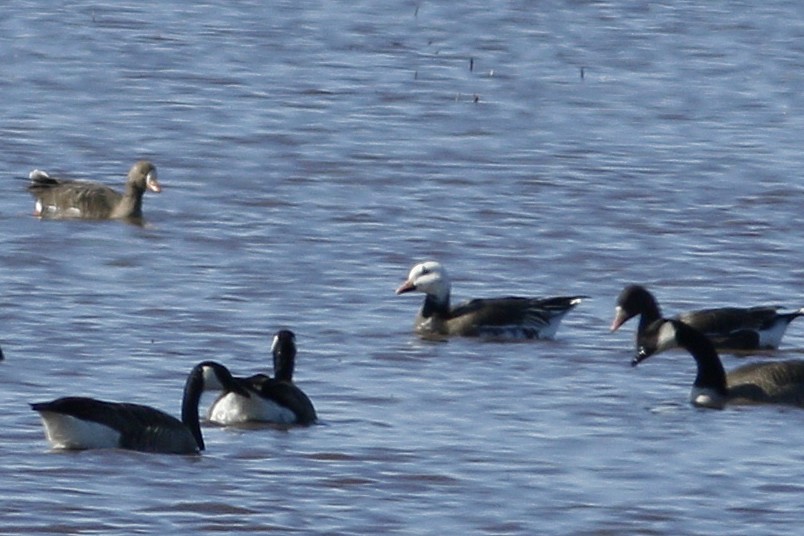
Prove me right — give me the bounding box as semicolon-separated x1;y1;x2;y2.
2;1;804;534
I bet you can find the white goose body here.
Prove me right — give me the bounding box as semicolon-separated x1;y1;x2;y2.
395;261;585;340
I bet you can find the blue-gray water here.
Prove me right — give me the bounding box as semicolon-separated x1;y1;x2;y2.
2;1;804;534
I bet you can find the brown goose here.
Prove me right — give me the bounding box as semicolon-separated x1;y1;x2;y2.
30;361;249;454
634;318;804;409
28;160;161;220
611;284;804;356
395;261;586;340
206;330;317;426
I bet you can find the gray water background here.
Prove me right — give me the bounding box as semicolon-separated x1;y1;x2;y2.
1;1;804;534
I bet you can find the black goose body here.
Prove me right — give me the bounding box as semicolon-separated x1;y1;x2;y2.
28;160;161;220
612;284;803;355
396;261;585;340
634;318;804;409
31;361;248;454
207;330;317;425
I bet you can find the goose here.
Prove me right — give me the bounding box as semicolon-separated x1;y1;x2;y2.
30;361;249;454
395;261;586;340
611;284;804;355
28;160;161;220
206;330;317;425
634;318;804;409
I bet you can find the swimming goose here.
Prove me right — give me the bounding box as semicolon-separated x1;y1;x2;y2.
28;160;161;220
634;318;804;409
30;361;248;454
395;261;586;340
611;284;803;355
207;330;317;425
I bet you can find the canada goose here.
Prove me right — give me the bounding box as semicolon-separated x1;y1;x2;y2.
612;284;803;355
395;261;586;340
28;160;161;220
30;361;248;454
634;318;804;409
207;330;317;425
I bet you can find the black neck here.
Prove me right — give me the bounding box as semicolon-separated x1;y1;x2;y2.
421;293;450;318
274;350;295;382
672;320;728;395
181;365;205;451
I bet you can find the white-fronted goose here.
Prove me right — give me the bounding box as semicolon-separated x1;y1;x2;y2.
634;318;804;409
395;261;586;340
612;284;803;354
206;330;317;425
28;160;161;220
30;361;248;454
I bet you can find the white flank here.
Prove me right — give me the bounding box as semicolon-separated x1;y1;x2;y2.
208;392;296;425
757;319;792;349
37;412;121;450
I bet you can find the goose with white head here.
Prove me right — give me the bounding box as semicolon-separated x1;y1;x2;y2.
206;330;317;426
31;361;248;454
634;318;804;409
396;261;586;340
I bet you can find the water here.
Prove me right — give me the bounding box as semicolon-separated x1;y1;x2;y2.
1;1;804;534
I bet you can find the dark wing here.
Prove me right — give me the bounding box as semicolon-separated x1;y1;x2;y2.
448;295;584;335
679;307;781;334
29;178;121;218
255;380;317;425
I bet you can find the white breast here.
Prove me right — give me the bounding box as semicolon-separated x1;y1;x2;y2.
689;386;727;410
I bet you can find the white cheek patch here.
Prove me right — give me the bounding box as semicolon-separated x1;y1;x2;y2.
656;322;680;353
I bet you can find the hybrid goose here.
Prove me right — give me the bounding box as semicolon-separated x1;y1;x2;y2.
31;361;248;454
612;284;804;355
634;318;804;409
207;330;317;425
395;261;586;340
28;160;161;220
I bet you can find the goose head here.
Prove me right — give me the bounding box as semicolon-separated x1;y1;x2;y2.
611;284;661;331
271;329;297;382
129;160;161;194
395;261;451;305
198;361;251;396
